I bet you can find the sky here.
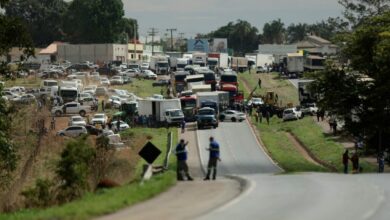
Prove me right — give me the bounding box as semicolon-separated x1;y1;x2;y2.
123;0;343;39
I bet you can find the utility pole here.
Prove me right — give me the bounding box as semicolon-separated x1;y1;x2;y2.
178;33;185;52
166;28;177;52
133;24;137;61
148;28;158;55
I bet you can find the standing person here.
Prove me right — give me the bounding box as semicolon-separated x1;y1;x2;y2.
265;110;270;125
254;110;259;123
175;139;193;181
378;153;385;173
204;136;221;181
116;119;121;132
351;152;360;174
50;116;56;130
316;109;321;122
257;107;263;123
342;149;350;174
102;100;105;112
181;119;186;133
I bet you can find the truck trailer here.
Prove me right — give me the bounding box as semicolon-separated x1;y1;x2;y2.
137;98;184;125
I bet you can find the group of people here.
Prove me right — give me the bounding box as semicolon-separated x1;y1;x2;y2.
342;149;361;174
175;136;220;181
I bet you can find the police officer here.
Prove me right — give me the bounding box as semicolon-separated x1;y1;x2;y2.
175;139;193;181
204;136;221;180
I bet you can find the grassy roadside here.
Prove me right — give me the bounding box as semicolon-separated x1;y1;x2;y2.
239;72;375;173
0;128;178;220
113;78;163;98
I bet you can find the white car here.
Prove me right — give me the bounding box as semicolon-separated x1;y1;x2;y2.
68;116;87;126
84;85;97;94
141;70;157;79
108;95;127;108
141;62;150;70
12;94;36;104
248;97;264;106
91;113;108;125
301;103;319;116
110;76;124;85
79;92;93;100
2;91;19;99
95;87;108;96
283;108;303;121
119;69;138;78
100;78;111;86
90;72;100;81
111;120;130;132
57;126;87;137
219;110;246;122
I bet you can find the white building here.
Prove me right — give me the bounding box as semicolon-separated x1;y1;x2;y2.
296;35;338;56
57;44;128;64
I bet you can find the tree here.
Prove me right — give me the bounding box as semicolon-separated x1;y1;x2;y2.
287;23;308;43
262;19;286;44
0;0;33;186
56;137;95;201
308;17;349;41
311;11;390;153
339;0;390;27
206;20;259;54
63;0;125;44
5;0;68;47
121;18;138;42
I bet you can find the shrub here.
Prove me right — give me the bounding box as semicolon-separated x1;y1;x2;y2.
21;179;55;208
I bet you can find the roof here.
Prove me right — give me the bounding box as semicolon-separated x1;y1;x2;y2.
39;42;64;55
296;40;317;48
307;55;325;59
307;35;331;45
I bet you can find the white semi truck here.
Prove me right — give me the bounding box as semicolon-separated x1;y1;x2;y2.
138;98;184;125
150;55;170;75
192;52;207;67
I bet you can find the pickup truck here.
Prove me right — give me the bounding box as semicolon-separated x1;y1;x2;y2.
196;107;219;129
51;102;92;117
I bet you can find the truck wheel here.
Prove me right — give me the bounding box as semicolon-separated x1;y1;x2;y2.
55;111;62;117
231;117;236;122
79;110;86;117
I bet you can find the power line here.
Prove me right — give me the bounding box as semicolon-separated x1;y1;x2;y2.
166;28;177;52
148;28;159;55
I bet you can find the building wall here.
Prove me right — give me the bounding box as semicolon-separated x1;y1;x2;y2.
58;44;127;64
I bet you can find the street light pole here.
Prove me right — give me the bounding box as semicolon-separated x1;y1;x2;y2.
166;28;177;51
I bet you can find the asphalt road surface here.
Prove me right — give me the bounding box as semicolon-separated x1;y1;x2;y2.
196;121;390;220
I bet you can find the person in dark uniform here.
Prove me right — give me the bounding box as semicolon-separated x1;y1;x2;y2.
175;139;193;181
204;136;221;180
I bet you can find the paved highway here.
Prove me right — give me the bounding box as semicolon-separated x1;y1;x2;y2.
196;121;390;220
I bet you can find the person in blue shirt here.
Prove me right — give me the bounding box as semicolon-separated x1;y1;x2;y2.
175;139;193;181
204;136;221;180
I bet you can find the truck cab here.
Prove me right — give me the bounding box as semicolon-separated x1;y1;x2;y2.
196;107;218;129
165;109;184;125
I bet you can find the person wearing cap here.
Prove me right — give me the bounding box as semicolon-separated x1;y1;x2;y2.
204;136;221;180
175;139;193;181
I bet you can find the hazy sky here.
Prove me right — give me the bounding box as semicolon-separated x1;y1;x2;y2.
123;0;343;38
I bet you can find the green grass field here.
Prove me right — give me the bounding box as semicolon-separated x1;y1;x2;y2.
0;128;178;220
113;78;164;98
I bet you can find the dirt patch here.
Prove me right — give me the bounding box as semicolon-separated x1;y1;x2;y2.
285;132;323;167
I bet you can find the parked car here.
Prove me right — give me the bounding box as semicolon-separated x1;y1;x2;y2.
119;69;139;78
300;103;318;116
51;102;92;117
85;124;102;135
91;113;108;125
95;87;108;96
100;78;111;86
141;62;150;70
68;116;87;126
90;72;100;81
12;94;36;104
111;120;130;132
141;70;157;79
108;95;127;108
57;126;87;137
248;97;264;106
219;110;246;122
152;79;170;87
110;76;124;85
283;108;303;121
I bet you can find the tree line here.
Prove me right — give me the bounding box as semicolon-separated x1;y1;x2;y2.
3;0;138;47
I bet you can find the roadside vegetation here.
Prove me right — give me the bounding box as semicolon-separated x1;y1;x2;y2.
113;78;166;98
239;72;375;173
0;127;177;220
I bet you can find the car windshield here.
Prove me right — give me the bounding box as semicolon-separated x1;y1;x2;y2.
199;109;215;115
73;117;83;121
94;115;104;118
170;110;184;117
284;110;293;114
204;73;215;81
221;75;237;82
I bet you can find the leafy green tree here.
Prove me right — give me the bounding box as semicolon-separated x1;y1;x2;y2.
206;20;259;54
308;17;349;41
287;23;308;43
339;0;390;27
63;0;125;44
56;137;95;201
311;11;390;152
261;19;286;44
5;0;68;47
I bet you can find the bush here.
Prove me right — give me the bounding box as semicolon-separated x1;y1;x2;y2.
92;136;115;188
21;179;55;208
56;137;95;202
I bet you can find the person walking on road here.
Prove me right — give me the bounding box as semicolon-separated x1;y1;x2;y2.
181;119;186;133
175;139;193;181
204;136;221;181
342;149;350;174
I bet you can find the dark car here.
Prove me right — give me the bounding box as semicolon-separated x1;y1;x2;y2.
85;124;102;136
152;79;170;87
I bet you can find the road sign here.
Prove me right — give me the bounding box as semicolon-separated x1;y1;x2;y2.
138;141;162;164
